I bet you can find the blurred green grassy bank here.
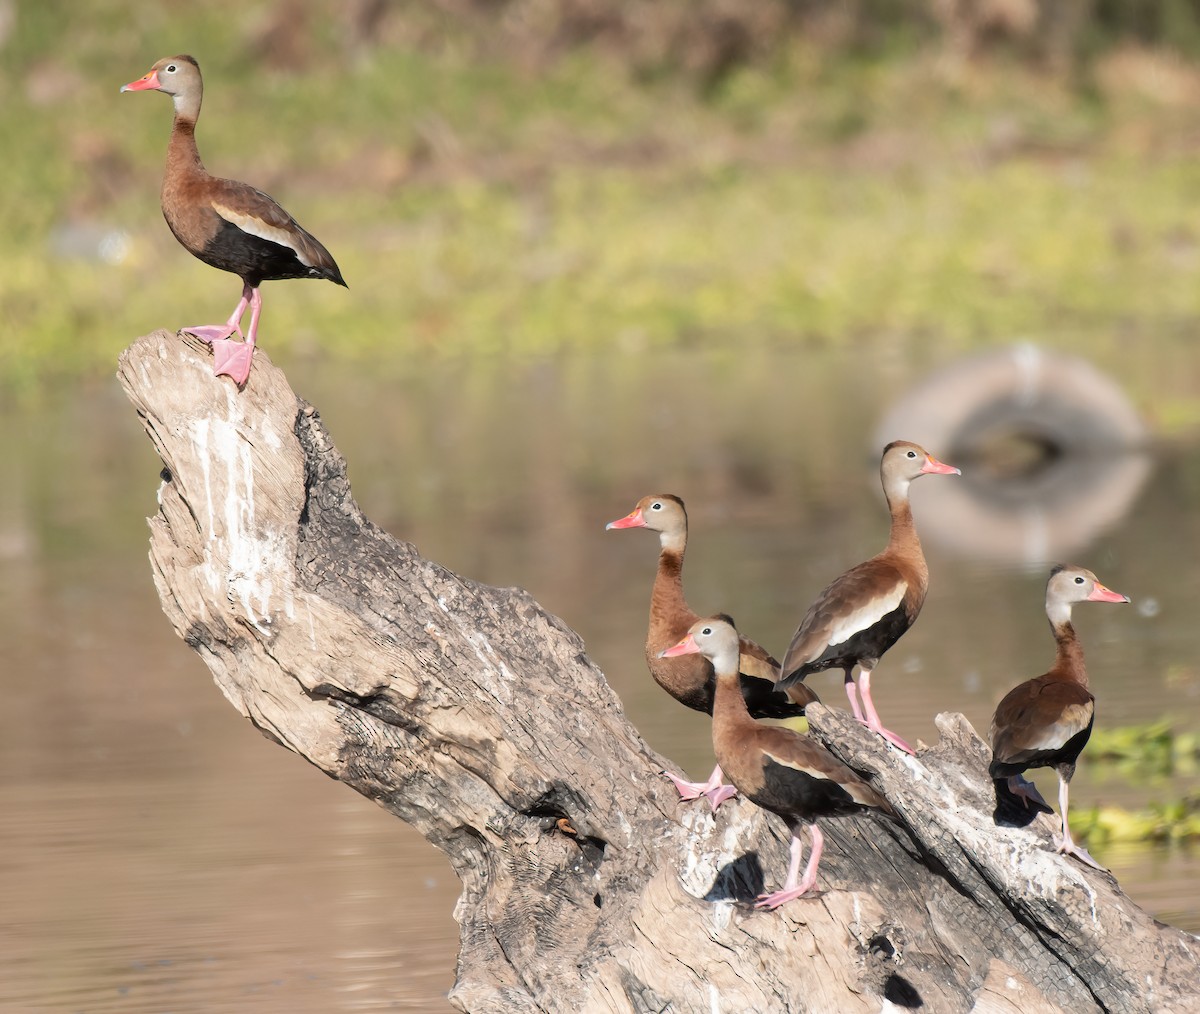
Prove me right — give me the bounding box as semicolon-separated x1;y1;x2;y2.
5;1;1200;402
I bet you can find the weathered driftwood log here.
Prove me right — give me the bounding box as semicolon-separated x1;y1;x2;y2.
117;330;1199;1014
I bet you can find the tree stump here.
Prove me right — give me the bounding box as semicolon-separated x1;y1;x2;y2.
117;331;1200;1014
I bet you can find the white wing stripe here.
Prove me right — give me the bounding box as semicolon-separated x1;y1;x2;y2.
825;584;906;648
212;202;313;266
763;750;826;781
1019;716;1091;751
1021;731;1073;751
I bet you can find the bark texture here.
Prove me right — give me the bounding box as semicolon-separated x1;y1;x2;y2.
117;330;1200;1014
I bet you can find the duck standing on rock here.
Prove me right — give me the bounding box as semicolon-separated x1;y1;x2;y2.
776;441;959;754
122;55;346;387
607;495;817;810
662;615;895;909
989;565;1129;869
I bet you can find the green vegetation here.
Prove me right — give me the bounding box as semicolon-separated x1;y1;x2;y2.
1077;721;1200;847
1086;720;1200;778
1077;796;1200;846
7;4;1200;401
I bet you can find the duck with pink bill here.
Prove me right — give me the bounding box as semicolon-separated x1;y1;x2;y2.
122;56;346;387
607;495;817;811
776;440;960;754
662;615;896;909
989;565;1130;870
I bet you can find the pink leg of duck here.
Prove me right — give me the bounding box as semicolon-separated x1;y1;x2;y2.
211;285;260;386
843;668;864;722
184;282;260;386
858;669;915;755
1054;774;1105;870
755;824;824;910
664;764;738;811
184;281;250;344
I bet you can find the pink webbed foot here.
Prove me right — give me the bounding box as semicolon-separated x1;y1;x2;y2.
182;282;259;384
702;783;739;811
754;883;822;910
210;339;256;386
1054;835;1107;871
663;765;739;812
864;721;916;755
755;824;824;910
1006;774;1051;812
855;706;916;754
182;323;243;343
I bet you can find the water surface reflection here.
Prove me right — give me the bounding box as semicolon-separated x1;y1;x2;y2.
1;344;1196;1011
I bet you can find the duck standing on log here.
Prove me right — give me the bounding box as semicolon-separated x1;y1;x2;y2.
662;615;895;909
989;565;1129;869
775;441;959;754
122;56;346;387
607;495;817;810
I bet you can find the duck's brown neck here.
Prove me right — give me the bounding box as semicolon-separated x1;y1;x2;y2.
166;115;206;183
650;543;688;621
1048;618;1088;687
883;478;924;562
712;670;756;737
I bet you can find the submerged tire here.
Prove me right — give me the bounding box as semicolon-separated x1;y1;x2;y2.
874;345;1151;563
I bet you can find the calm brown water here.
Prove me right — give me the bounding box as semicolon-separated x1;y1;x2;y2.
2;342;1198;1011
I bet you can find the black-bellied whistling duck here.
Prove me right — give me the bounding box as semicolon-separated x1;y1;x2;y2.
122;56;346;387
662;615;895;909
989;565;1129;870
607;494;818;809
776;440;959;755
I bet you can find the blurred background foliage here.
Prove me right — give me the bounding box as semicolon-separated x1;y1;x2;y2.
4;0;1200;398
